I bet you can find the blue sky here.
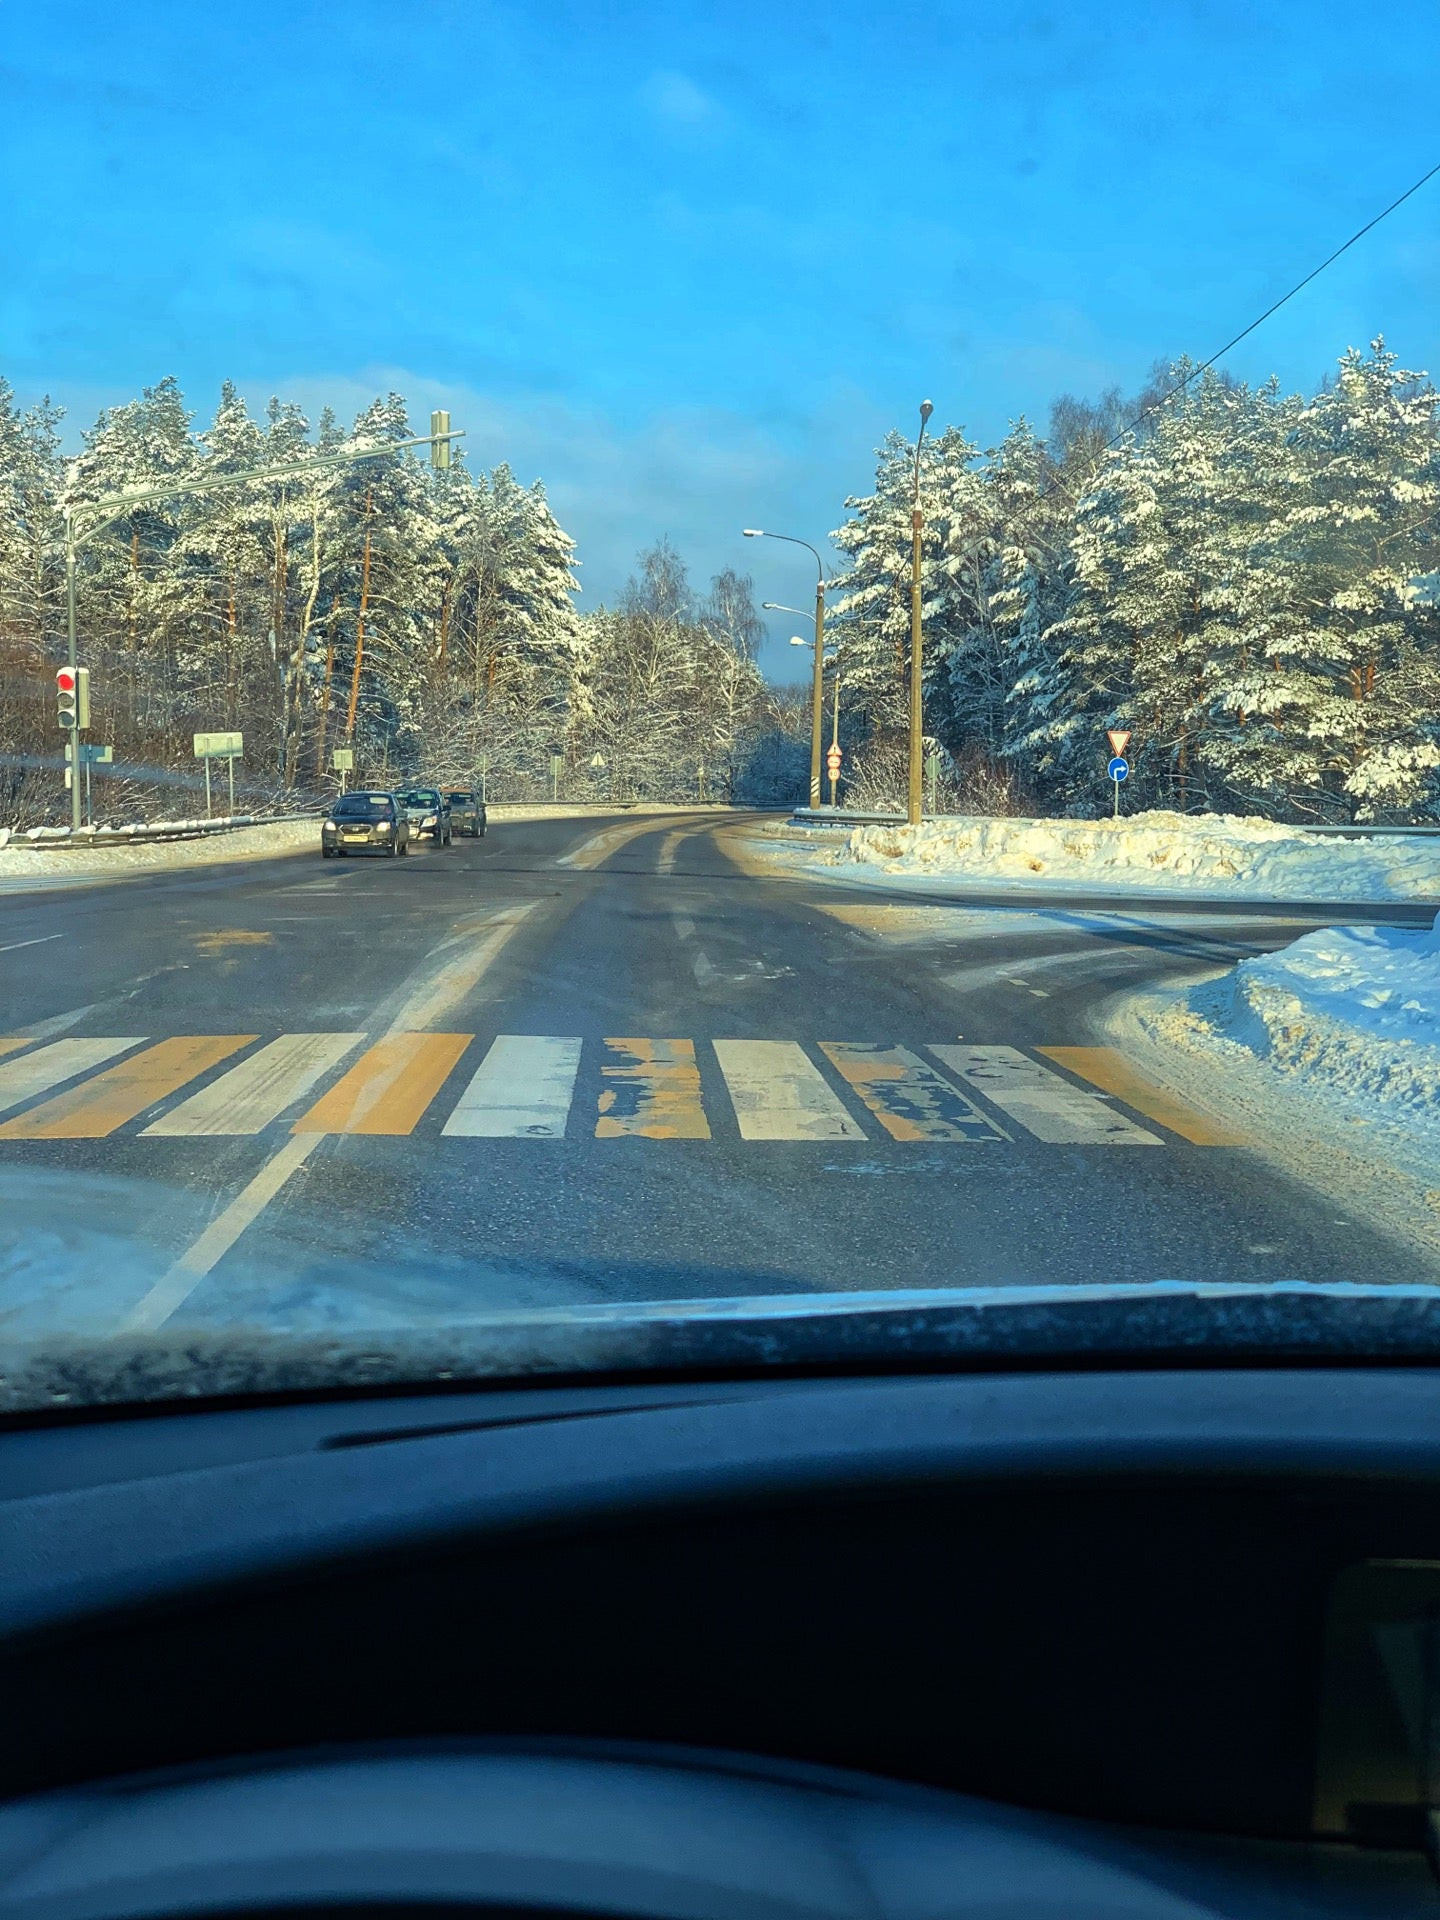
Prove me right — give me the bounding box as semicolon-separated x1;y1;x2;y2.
2;0;1437;679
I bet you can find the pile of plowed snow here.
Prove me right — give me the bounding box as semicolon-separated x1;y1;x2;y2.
1146;912;1440;1135
829;811;1440;902
0;818;320;883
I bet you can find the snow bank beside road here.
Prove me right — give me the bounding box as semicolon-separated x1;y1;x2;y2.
825;810;1440;903
1149;915;1440;1135
0;818;320;887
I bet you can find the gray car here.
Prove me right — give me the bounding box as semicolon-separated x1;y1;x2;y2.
321;791;410;857
444;788;487;837
397;787;452;845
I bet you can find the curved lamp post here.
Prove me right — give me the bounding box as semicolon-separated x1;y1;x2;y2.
744;528;827;810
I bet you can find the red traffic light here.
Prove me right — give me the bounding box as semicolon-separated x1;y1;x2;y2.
56;668;77;693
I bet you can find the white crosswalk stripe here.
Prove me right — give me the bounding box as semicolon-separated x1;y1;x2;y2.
713;1039;865;1141
928;1044;1163;1145
443;1034;582;1138
0;1037;146;1117
142;1033;366;1136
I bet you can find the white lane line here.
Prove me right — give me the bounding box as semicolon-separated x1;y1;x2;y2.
0;1037;146;1117
713;1040;867;1142
928;1044;1163;1146
142;1032;366;1137
692;950;716;986
0;933;63;956
443;1035;582;1138
558;818;671;871
384;903;537;1032
673;916;696;941
119;1134;325;1333
119;901;541;1328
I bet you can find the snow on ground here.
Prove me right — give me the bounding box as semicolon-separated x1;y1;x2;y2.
0;818;322;889
1109;914;1440;1262
798;811;1440;904
1144;914;1440;1138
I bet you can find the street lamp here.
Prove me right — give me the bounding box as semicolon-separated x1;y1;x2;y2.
744;528;828;810
908;400;933;827
59;426;464;829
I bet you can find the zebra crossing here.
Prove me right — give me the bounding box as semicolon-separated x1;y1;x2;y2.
0;1030;1239;1146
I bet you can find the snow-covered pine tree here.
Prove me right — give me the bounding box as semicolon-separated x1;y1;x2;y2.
65;375;198;754
1265;340;1440;818
0;383;62;821
828;423;986;767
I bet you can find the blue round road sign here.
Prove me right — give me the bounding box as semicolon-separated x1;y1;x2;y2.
1108;756;1129;782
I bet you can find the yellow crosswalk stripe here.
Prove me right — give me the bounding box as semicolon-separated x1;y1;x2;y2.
1036;1047;1248;1146
929;1044;1163;1146
596;1038;710;1139
0;1036;254;1139
819;1041;1007;1142
144;1032;366;1136
0;1037;147;1117
713;1039;865;1141
293;1032;471;1135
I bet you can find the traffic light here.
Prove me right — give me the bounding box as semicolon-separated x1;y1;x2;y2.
56;666;89;730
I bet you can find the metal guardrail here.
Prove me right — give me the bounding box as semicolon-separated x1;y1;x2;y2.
0;811;323;850
1299;823;1440;837
789;808;904;828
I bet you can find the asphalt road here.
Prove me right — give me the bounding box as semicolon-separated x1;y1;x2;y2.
0;809;1432;1341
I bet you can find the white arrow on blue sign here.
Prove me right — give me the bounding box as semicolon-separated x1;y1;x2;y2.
1108;756;1129;782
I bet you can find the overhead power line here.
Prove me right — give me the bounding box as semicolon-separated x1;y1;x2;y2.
1103;155;1440;454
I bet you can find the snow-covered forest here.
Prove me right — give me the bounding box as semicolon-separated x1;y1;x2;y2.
3;337;1437;826
0;378;800;823
834;339;1440;821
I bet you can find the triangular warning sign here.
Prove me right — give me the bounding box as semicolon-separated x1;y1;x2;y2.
1107;729;1131;756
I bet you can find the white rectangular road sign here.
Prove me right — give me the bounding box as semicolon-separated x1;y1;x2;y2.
194;731;243;759
1106;729;1131;756
331;749;354;771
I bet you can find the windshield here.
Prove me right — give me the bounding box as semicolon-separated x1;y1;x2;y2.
333;795;395;819
3;2;1440;1415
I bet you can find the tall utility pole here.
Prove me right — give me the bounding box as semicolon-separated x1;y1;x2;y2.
59;424;464;828
744;528;828;808
908;399;934;827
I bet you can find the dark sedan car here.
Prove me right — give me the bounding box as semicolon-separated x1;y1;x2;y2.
320;791;410;857
444;788;487;837
397;787;452;844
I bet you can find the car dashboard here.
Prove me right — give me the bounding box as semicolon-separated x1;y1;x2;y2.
3;1367;1440;1919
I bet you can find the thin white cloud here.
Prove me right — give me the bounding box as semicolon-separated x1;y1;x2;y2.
638;68;725;137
